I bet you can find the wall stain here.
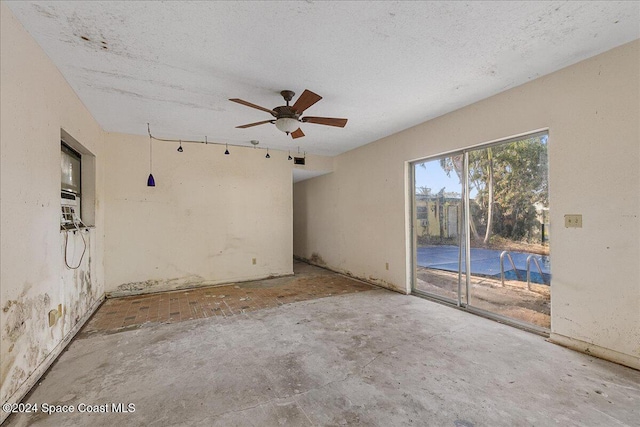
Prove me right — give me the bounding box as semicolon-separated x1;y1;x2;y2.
1;288;51;400
2;233;100;408
67;253;97;328
116;275;206;293
2;292;51;343
309;253;326;266
370;278;401;292
117;279;163;292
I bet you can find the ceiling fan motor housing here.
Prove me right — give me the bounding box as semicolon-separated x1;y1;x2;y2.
273;106;299;119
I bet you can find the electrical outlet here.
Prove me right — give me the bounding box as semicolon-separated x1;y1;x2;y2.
564;214;582;228
252;258;256;265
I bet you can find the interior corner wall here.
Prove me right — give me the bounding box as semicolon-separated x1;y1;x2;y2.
0;2;106;417
102;133;293;296
293;40;640;367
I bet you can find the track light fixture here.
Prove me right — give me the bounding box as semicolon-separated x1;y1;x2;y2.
147;131;155;187
265;148;270;159
225;143;230;155
288;150;292;160
177;140;183;152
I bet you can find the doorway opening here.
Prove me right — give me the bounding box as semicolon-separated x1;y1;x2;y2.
411;131;550;331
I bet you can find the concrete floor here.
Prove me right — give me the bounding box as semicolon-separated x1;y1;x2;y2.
6;264;640;426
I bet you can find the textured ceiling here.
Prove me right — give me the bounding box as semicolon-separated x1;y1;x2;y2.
6;1;640;156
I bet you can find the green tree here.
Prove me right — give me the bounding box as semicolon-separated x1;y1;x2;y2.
440;135;548;244
489;136;548;242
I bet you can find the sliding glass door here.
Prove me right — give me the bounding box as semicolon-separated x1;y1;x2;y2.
413;155;465;305
412;132;550;330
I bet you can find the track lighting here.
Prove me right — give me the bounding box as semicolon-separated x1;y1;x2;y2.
145;126;302;171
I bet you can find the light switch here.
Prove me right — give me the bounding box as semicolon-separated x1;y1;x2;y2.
564;214;582;228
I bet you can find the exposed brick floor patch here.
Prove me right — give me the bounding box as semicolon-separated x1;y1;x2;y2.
83;264;374;334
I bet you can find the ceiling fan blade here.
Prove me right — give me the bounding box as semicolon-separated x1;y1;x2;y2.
235;120;274;129
292;89;322;114
291;128;305;139
301;116;348;128
229;98;276;115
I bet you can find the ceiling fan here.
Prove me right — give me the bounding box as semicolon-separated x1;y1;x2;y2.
229;89;348;139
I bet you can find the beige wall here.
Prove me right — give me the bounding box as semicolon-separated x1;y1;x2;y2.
294;40;640;368
0;2;106;417
1;1;638;415
103;133;293;295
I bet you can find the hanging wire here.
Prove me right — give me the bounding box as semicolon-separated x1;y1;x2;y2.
147;123;156;186
148;125;153;173
64;223;87;270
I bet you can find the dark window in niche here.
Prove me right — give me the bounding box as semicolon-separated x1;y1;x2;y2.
61;142;81;196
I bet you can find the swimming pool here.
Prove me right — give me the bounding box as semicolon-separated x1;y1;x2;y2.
416;245;551;285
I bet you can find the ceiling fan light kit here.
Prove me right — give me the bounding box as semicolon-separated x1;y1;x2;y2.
230;89;348;139
275;118;300;134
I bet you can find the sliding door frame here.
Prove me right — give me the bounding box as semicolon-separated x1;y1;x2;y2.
409;129;550;336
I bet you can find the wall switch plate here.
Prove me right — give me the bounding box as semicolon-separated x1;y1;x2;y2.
385;262;389;270
252;258;256;265
564;214;582;228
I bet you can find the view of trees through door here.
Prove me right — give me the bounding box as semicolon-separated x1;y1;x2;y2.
413;132;550;329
